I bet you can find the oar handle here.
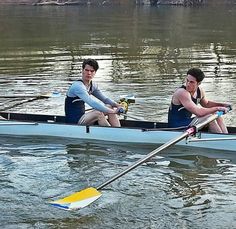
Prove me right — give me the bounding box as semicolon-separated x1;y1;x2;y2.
227;105;232;112
194;111;222;132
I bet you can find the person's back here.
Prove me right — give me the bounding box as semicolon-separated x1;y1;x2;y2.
65;58;123;127
168;85;201;128
65;80;87;124
167;68;229;133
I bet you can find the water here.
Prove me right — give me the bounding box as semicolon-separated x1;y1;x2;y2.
0;4;236;228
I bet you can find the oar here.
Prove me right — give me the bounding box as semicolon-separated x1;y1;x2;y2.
0;91;61;99
121;113;145;121
0;122;38;125
188;137;236;142
49;110;228;210
1;92;62;111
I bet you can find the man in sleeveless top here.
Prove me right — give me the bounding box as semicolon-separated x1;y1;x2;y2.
65;58;123;126
168;68;230;133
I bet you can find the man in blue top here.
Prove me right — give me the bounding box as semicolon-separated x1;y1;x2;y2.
65;58;123;126
168;68;230;133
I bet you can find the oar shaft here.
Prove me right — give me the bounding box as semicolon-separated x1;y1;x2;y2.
1;93;55;111
194;111;223;131
1;97;39;111
0;94;54;99
0;122;38;125
188;137;236;142
49;110;230;210
97;129;192;190
97;111;225;191
121;113;143;121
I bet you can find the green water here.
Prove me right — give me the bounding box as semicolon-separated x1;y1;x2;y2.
0;5;236;229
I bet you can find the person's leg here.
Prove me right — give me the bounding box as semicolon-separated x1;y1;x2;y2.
79;110;110;126
104;104;121;127
216;117;228;133
208;120;224;133
193;114;227;133
107;113;121;127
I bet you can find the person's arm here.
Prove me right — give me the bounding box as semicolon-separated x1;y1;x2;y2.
177;89;227;117
200;89;230;108
92;84;120;107
71;82;116;113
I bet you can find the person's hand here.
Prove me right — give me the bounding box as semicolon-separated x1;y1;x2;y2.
117;101;128;113
226;104;232;111
116;107;125;114
221;103;232;110
216;106;230;114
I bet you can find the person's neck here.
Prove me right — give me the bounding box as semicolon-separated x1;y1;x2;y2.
83;79;91;87
189;89;197;97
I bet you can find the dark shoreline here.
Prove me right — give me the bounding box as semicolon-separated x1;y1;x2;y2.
0;0;236;6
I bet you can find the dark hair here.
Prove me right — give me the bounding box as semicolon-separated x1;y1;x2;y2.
82;58;99;71
187;68;205;82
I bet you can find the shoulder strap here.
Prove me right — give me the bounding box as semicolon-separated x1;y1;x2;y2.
77;79;93;94
196;87;201;99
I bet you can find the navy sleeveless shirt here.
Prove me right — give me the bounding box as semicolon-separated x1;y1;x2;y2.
168;86;201;128
65;80;92;124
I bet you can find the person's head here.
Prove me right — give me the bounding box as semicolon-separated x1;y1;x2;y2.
82;58;99;72
82;59;99;82
187;68;205;83
185;68;205;93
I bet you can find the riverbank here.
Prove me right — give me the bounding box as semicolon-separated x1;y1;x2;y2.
0;0;236;6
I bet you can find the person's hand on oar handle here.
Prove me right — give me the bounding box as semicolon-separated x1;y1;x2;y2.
104;105;126;115
116;107;126;114
216;104;232;114
216;106;229;114
227;105;232;112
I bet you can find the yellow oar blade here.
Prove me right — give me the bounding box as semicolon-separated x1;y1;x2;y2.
49;187;102;210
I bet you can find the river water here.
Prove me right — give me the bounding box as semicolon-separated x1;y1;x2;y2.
0;5;236;229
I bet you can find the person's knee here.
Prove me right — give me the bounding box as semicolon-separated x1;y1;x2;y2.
95;111;106;120
217;116;224;124
209;120;222;133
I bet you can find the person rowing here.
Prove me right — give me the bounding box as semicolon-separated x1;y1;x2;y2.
168;68;230;133
65;58;123;126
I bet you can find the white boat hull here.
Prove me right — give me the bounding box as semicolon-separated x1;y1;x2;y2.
0;119;235;152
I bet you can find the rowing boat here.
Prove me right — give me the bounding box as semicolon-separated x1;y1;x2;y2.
0;111;235;152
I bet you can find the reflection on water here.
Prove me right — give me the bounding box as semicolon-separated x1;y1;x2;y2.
0;5;236;122
0;4;236;228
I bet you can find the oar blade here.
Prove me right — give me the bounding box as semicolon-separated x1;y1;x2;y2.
40;91;62;99
49;187;102;210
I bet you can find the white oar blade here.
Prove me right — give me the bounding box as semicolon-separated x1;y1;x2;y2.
49;187;102;210
40;91;62;99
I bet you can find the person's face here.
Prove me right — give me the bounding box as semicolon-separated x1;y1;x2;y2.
185;74;200;93
82;64;96;81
